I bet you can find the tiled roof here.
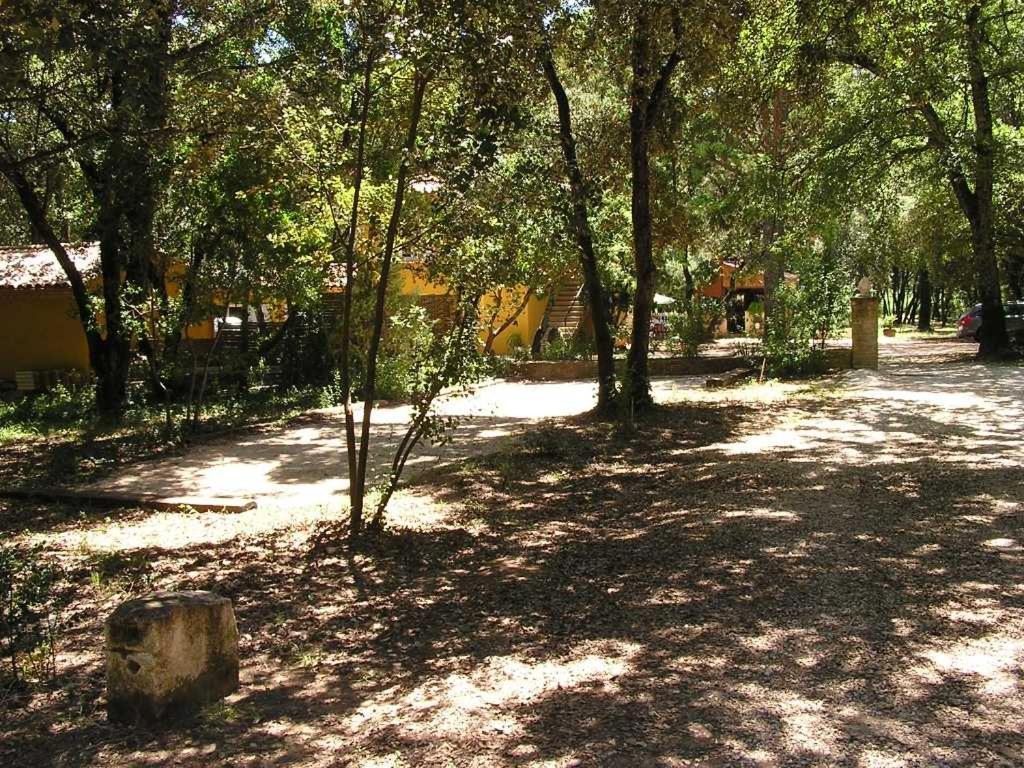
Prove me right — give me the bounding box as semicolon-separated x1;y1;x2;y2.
0;242;100;289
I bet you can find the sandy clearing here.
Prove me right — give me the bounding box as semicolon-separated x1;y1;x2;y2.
86;376;706;511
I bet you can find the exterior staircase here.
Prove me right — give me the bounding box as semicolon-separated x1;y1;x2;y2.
546;281;586;338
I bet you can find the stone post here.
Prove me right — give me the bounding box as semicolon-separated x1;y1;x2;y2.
851;295;879;370
106;591;239;724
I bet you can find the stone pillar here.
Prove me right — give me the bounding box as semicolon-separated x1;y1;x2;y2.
851;296;879;370
106;591;239;724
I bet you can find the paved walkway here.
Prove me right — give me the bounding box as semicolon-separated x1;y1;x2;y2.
88;377;705;510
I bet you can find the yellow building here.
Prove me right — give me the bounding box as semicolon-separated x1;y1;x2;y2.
0;243;96;382
0;244;556;385
398;264;551;355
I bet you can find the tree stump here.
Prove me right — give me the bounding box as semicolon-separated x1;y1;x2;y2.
105;591;239;724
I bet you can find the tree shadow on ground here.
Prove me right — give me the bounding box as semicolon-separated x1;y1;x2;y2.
3;377;1024;766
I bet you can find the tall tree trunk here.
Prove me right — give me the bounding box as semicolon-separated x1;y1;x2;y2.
760;91;789;342
350;71;428;540
965;5;1008;356
340;54;376;537
540;52;617;414
813;18;1009;353
627;8;656;411
622;9;655;411
917;268;932;331
625;7;683;411
628;103;656;410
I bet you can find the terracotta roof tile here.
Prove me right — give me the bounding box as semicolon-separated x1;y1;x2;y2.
0;242;100;289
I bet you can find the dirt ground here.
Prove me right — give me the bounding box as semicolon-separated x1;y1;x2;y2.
83;377;707;512
3;338;1024;767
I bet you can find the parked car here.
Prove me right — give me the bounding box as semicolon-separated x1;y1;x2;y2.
957;301;1024;340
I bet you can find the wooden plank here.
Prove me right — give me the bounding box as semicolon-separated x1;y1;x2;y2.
0;488;256;513
704;367;753;389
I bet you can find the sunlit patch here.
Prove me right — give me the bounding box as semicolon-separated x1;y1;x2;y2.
858;748;909;767
721;508;798;521
922;637;1024;695
984;538;1018;550
35;504;339;553
717;686;838;759
939;606;1003;626
737;628;816;653
668;653;730;673
475;427;513;439
705;429;814;455
492;555;539;579
345;640;640;744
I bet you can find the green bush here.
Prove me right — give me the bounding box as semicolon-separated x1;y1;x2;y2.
375;305;437;401
541;332;594;361
762;284;827;378
505;332;524;353
0;543;64;686
745;300;765;337
667;298;722;357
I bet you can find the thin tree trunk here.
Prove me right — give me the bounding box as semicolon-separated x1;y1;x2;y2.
541;51;618;414
350;71;428;541
372;298;478;520
625;7;683;411
761;91;789;342
339;55;375;537
483;287;533;355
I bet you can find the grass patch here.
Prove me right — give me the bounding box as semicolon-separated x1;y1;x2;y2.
0;383;328;488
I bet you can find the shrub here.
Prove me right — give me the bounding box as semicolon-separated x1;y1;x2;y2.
762;284;827;378
0;543;64;686
375;305;436;401
745;300;765;337
668;298;722;357
541;332;594;361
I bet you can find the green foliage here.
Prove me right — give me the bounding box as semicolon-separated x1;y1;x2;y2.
375;305;438;402
0;385;94;442
761;283;827;378
541;333;595;362
667;298;723;357
0;543;63;685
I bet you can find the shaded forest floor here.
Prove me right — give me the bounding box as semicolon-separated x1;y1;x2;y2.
2;347;1023;767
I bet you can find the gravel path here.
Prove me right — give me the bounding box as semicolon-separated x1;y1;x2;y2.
86;376;705;511
9;338;1023;767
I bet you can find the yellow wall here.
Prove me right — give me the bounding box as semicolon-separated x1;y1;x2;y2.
399;264;550;355
399;265;450;297
0;289;91;379
0;265;550;382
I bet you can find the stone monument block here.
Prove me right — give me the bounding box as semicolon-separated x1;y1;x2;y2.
106;591;239;724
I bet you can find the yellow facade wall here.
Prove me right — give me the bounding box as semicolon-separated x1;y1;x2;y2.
0;265;551;382
0;289;91;380
398;264;550;355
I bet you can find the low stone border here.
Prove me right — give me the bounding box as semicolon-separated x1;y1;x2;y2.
511;350;854;382
510;356;748;382
0;487;256;513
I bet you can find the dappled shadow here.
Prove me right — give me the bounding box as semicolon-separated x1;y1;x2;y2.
3;357;1024;765
82;377;703;510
